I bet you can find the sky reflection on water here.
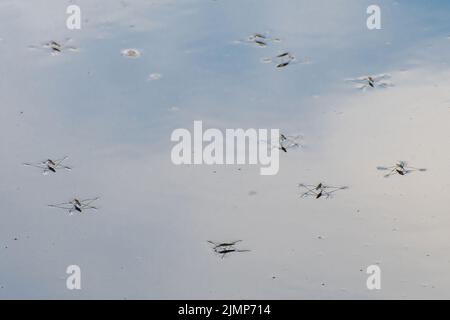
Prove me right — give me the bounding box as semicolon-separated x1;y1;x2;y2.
1;0;450;299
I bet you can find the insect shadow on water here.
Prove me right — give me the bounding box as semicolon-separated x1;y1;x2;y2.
48;197;100;215
345;74;393;91
207;240;250;259
377;161;427;178
298;183;348;199
23;157;72;175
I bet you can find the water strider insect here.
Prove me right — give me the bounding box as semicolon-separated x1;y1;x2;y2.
346;74;393;90
377;161;427;178
235;33;281;48
298;183;348;199
261;133;303;153
29;39;79;56
48;197;100;215
207;240;242;250
261;52;310;69
207;240;250;259
279;134;303;152
23;157;72;175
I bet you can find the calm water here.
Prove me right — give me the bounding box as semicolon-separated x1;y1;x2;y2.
1;0;450;299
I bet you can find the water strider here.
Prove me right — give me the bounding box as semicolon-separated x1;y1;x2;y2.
346;74;393;90
48;197;100;215
207;240;250;258
23;157;72;175
29;39;79;56
377;161;427;178
298;183;348;199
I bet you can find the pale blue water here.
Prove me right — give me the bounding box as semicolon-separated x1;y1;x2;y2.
0;0;450;299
